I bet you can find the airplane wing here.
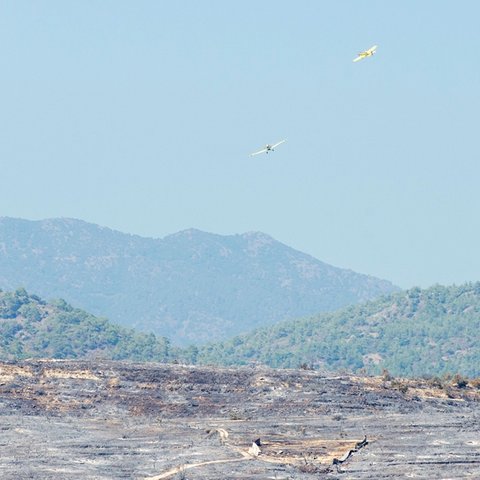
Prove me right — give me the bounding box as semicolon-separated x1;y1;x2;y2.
250;147;268;156
271;139;286;149
353;45;377;62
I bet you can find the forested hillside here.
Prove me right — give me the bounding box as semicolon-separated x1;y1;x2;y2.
190;283;480;377
2;284;479;379
0;217;398;344
0;288;170;362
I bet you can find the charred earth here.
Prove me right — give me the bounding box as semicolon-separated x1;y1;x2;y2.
0;360;479;479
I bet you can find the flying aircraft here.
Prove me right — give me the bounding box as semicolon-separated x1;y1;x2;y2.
250;139;286;156
353;45;377;62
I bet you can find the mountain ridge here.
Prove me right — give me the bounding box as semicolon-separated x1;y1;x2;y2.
0;216;399;344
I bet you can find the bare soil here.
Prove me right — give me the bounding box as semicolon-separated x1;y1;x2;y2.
0;360;479;479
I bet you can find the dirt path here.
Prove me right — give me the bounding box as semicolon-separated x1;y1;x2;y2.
144;457;251;480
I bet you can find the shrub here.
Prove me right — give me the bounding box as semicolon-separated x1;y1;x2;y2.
469;378;480;390
391;380;409;394
427;376;444;389
452;373;468;389
382;369;392;381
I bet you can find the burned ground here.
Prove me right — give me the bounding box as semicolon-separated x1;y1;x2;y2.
0;360;479;479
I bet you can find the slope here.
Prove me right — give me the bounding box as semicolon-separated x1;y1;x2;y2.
0;288;170;362
193;283;480;377
0;217;398;344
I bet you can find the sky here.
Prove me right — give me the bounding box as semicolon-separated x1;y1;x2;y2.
1;1;479;289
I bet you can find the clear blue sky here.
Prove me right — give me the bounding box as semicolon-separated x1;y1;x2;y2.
1;1;479;289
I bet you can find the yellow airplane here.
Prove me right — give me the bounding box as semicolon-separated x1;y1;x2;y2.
353;45;377;62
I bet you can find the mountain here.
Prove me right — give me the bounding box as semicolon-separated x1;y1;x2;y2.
0;288;170;361
0;217;398;344
2;284;479;379
192;283;480;378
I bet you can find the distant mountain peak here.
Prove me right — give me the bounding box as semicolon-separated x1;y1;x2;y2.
240;231;275;255
165;228;213;239
0;216;399;345
241;231;274;239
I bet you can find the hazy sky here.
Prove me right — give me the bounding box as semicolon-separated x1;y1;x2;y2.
1;1;479;289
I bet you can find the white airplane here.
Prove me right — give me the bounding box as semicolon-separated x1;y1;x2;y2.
353;45;377;62
250;139;286;156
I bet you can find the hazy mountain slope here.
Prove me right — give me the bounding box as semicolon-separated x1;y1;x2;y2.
0;217;398;344
193;283;480;377
0;288;170;361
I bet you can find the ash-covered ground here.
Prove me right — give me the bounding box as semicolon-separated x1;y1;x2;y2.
0;360;479;479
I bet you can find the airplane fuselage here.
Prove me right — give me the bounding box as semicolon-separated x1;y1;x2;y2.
359;50;375;58
250;139;285;156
